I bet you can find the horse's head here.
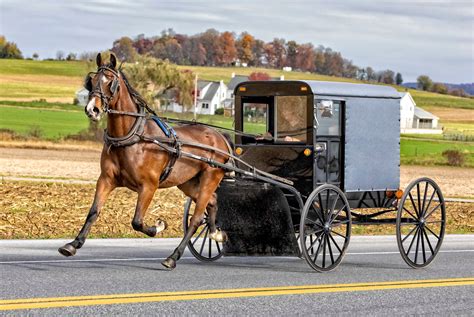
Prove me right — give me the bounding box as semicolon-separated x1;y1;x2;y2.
84;53;121;121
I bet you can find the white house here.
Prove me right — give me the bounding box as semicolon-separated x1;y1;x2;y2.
76;88;89;107
400;92;441;134
196;80;227;115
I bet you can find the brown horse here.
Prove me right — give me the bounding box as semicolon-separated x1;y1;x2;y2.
58;53;230;269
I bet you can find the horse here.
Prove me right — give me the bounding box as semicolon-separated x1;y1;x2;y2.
58;53;231;270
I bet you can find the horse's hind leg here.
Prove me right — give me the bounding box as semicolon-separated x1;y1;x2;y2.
162;169;224;270
131;184;166;237
58;176;115;257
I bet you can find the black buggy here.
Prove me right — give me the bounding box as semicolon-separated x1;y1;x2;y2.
182;80;446;272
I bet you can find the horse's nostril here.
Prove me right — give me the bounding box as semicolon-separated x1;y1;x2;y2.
93;107;100;115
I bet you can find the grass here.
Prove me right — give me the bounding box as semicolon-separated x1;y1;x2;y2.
0;106;89;139
0;59;88;77
0;100;82;111
400;138;474;167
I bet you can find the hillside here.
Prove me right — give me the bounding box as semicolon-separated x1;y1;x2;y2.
0;59;473;111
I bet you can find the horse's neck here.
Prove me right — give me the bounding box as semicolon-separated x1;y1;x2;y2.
107;88;140;137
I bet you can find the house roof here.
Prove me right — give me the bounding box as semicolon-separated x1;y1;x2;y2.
228;75;248;90
414;106;439;120
197;80;211;90
202;82;220;101
399;91;417;106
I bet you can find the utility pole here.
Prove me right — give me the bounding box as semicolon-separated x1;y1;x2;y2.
193;73;198;120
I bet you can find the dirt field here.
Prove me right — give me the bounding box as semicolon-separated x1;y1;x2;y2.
0;144;472;239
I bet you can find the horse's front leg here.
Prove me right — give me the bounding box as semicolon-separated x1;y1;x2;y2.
162;169;224;270
58;176;115;256
131;185;167;237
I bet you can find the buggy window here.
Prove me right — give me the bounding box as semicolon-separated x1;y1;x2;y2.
315;100;341;136
275;96;307;143
242;102;269;135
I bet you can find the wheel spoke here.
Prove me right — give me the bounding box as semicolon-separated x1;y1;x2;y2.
330;229;347;239
330;204;347;224
310;203;325;224
327;234;335;265
409;192;420;218
215;240;221;253
425;225;441;241
421;227;426;263
208;232;212;258
422;228;435;255
406;227;419;255
401;225;418;243
312;234;324;263
199;227;209;255
414;227;421;263
322;234;327;268
424;203;441;220
416;183;422;218
421;182;428;217
305;217;324;228
425;220;444;224
402;207;418;221
328;233;343;253
332;219;350;227
423;189;436;219
318;193;325;222
192;224;208;245
330;194;339;215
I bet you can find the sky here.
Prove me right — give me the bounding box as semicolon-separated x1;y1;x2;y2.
1;0;473;83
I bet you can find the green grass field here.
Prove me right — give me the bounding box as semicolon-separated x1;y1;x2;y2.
0;106;88;139
0;59;88;77
401;138;474;167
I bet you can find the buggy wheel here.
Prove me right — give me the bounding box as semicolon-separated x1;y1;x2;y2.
397;177;446;268
300;184;351;272
183;198;223;262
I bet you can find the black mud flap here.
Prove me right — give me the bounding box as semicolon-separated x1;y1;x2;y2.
216;179;299;256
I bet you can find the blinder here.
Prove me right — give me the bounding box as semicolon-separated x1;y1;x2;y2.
110;77;119;95
84;75;93;92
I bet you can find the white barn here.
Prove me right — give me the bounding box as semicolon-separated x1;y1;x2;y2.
399;92;441;134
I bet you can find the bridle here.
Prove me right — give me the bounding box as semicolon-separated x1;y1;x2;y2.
86;66;146;118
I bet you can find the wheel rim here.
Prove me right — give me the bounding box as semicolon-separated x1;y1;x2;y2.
397;178;446;268
183;198;223;262
300;185;351;272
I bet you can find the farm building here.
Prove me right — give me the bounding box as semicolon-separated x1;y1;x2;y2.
399;92;441;134
75;88;89;106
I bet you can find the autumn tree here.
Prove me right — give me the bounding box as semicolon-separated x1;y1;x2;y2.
218;31;237;66
199;29;221;66
431;83;448;94
417;75;433;91
295;43;315;72
236;32;255;64
0;36;23;59
286;40;298;69
248;71;272;81
379;70;395;84
111;36;137;62
252;39;265;66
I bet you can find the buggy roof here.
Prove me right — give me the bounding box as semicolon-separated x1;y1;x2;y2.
235;80;400;99
303;80;400;99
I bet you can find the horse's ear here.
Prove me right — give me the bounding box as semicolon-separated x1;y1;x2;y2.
96;53;102;67
110;53;117;69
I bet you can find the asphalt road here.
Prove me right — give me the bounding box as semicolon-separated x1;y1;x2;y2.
1;235;473;316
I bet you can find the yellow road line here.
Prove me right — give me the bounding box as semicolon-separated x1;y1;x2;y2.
1;277;473;311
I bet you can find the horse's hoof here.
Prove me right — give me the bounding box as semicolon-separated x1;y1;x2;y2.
58;244;76;257
210;230;228;242
161;258;176;270
155;220;167;235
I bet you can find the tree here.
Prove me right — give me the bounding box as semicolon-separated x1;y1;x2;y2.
199;29;221;66
366;66;376;81
236;32;255;65
395;72;403;85
218;31;236;66
0;36;23;59
56;50;65;60
286;40;298;68
431;83;448;94
417;75;433;91
248;71;271;81
379;70;395;84
342;59;358;78
32;52;39;60
111;37;136;62
295;43;315;72
66;52;77;61
124;55;194;109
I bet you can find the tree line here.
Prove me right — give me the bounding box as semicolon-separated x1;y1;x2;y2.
417;75;469;97
110;28;404;85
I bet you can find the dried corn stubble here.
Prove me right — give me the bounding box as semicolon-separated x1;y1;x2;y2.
0;180;472;239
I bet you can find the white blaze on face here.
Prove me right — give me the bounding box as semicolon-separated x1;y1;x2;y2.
85;97;98;118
